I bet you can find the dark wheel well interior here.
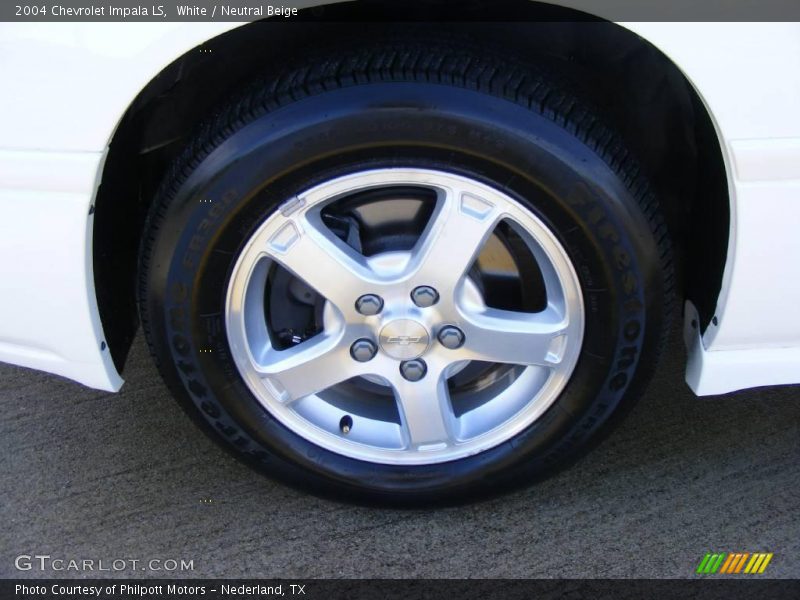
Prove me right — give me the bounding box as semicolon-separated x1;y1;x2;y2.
93;2;729;373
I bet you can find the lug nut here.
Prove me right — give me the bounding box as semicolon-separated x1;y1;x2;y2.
411;286;439;308
355;294;383;316
400;359;427;382
437;325;465;350
350;338;378;362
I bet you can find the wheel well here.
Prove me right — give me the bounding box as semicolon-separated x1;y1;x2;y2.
93;4;729;373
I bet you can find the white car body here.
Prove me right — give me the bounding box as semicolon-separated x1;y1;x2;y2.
0;18;798;396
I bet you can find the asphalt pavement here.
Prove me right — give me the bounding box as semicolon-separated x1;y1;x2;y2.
1;325;798;579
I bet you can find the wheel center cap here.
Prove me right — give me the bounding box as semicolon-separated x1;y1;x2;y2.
378;319;430;360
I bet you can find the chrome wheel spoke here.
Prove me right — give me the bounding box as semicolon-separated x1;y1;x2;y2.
255;336;352;402
264;214;375;316
460;306;570;367
410;188;501;296
392;368;455;450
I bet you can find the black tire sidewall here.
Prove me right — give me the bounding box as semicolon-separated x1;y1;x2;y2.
143;82;664;501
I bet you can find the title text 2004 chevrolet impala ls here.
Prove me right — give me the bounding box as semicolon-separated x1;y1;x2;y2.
1;14;798;502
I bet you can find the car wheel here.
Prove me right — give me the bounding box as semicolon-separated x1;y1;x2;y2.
138;42;673;504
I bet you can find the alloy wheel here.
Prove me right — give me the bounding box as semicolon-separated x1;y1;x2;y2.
225;168;584;465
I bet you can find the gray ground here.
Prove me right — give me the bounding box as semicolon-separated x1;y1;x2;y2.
1;325;798;579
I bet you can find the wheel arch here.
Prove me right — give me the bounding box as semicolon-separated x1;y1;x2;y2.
92;3;730;375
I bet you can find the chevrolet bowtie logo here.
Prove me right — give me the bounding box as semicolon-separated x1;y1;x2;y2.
384;336;424;346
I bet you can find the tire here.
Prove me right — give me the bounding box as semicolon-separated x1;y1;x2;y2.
138;41;673;505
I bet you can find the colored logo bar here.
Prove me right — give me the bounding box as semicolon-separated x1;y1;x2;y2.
696;552;773;574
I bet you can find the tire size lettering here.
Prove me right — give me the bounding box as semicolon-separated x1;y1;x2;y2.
566;182;646;396
182;189;238;269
